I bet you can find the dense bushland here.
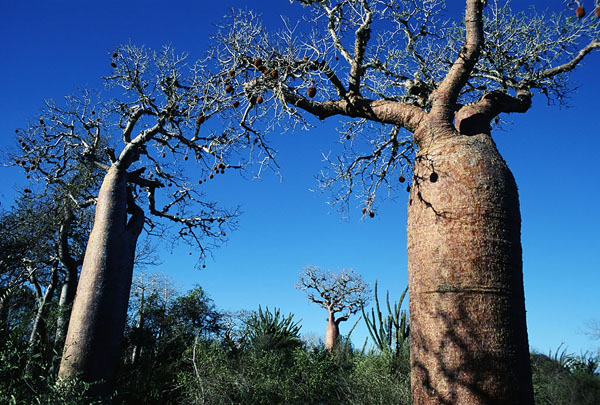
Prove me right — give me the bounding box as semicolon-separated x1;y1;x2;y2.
1;280;598;404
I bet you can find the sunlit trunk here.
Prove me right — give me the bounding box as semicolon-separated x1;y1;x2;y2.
407;130;533;404
58;167;144;397
325;312;339;351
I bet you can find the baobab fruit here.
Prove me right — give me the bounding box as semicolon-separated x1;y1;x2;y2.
112;51;118;58
225;84;234;93
345;135;351;140
91;110;95;115
595;7;600;17
369;211;375;218
162;153;166;158
430;172;438;183
399;175;406;183
254;58;263;67
196;114;205;125
307;86;317;98
256;95;263;104
14;129;18;133
229;69;235;76
39;119;44;125
218;162;225;169
232;100;240;108
576;6;585;18
362;208;367;215
203;88;208;94
209;173;214;179
271;70;279;79
184;155;188;161
24;188;32;193
111;62;117;68
198;179;203;184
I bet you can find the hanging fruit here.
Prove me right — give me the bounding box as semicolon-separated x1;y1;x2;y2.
256;95;264;104
399;175;406;183
307;86;317;98
369;211;375;218
232;100;240;108
430;172;438;183
595;6;600;17
576;6;586;18
196;114;206;125
225;85;234;93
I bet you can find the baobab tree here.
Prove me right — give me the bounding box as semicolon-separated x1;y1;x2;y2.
297;266;371;350
14;45;274;395
208;0;599;403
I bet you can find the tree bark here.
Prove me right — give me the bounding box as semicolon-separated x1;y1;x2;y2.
58;166;144;396
325;312;339;351
54;210;80;359
406;126;533;404
130;287;145;365
26;264;59;374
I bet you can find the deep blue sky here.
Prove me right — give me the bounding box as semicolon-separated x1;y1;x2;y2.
1;0;598;355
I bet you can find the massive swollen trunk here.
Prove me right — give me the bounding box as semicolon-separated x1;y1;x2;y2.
407;130;533;404
325;313;340;350
58;166;143;395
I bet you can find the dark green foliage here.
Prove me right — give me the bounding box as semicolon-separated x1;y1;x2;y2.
115;285;224;404
243;306;303;351
0;327;102;404
531;348;600;405
2;272;598;405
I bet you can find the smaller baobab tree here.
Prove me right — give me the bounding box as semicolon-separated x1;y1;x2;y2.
12;44;276;396
297;265;371;350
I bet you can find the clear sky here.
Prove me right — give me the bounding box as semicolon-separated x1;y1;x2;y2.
1;0;598;356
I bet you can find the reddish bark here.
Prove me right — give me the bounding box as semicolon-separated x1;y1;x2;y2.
325;312;340;351
407;118;533;403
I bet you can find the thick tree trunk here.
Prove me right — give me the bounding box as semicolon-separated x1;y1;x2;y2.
58;166;144;396
325;313;339;350
407;130;533;404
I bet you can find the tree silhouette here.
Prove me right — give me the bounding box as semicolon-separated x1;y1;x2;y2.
297;266;371;350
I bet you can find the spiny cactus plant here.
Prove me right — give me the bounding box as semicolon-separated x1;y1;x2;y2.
362;281;409;358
